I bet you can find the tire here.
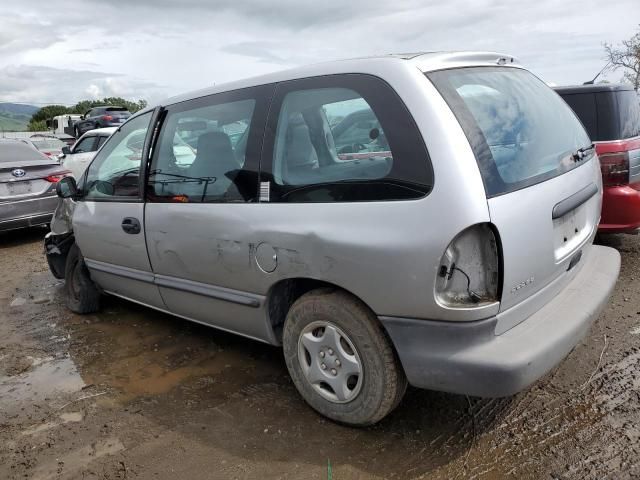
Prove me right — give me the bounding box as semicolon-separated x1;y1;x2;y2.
64;243;101;314
283;289;407;426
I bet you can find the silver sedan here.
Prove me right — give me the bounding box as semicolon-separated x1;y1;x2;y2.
0;139;69;232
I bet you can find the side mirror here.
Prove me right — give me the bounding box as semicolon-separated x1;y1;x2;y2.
56;176;78;199
61;146;71;155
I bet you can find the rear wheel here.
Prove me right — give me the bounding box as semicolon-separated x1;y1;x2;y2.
283;289;407;426
64;243;101;314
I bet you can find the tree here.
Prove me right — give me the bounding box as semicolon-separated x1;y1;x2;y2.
71;97;148;115
604;26;640;90
28;120;48;132
28;105;70;129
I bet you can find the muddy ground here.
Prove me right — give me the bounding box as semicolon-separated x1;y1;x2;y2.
0;228;639;480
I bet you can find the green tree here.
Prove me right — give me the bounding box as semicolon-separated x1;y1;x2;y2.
72;97;148;115
28;105;69;129
27;97;148;131
604;25;640;90
28;120;48;132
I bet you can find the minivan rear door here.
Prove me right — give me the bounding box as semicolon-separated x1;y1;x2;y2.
429;67;601;332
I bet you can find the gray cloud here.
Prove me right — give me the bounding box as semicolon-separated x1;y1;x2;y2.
0;64;165;105
0;0;637;105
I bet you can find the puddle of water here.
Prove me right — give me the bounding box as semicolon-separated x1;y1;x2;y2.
0;357;85;416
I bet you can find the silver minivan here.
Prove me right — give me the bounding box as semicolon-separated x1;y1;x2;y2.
45;52;621;425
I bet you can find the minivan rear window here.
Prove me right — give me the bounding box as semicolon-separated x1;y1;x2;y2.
429;67;592;197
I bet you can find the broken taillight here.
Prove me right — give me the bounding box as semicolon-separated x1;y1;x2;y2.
435;223;501;307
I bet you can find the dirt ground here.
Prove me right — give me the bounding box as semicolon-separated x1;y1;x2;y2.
0;228;639;480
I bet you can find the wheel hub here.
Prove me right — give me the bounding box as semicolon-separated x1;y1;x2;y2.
297;321;363;403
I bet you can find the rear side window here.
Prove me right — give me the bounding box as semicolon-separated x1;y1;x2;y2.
559;93;598;140
618;90;640;139
429;67;592;197
263;74;432;202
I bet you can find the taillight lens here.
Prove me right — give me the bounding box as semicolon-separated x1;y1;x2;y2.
599;151;629;187
435;223;501;308
102;115;113;121
44;171;71;183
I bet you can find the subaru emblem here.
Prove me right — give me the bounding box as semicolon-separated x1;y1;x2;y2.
11;169;26;178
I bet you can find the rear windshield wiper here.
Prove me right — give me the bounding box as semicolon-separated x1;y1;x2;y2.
572;144;595;162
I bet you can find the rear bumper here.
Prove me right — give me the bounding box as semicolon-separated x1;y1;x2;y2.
0;195;58;232
599;185;640;234
380;245;620;397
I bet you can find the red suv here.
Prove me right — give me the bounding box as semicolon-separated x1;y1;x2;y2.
555;84;640;234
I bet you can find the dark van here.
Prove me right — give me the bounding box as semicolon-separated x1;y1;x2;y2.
555;84;640;234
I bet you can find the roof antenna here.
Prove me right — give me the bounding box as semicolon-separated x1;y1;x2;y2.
583;61;611;85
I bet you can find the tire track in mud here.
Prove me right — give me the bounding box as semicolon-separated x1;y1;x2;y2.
423;349;640;480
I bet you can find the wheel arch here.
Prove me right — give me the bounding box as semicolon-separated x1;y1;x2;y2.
265;277;380;344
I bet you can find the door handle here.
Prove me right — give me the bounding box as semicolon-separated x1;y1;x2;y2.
121;217;141;234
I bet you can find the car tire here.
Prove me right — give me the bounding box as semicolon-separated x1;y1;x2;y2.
64;243;101;314
283;289;407;426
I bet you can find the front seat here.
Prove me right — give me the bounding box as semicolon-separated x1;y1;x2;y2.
283;114;318;185
186;131;240;200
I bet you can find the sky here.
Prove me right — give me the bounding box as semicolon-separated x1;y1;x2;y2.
0;0;638;107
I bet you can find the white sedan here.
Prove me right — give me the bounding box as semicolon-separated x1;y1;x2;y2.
59;127;117;179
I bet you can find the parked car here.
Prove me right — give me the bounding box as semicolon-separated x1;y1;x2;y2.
45;52;620;425
29;134;66;158
0;139;69;232
60;127;117;179
74;106;131;137
554;84;640;234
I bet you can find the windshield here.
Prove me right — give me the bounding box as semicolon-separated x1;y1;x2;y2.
428;67;592;197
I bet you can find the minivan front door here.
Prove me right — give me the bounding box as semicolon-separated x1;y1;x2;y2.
73;110;165;308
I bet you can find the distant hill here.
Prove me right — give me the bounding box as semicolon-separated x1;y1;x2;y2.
0;103;38;131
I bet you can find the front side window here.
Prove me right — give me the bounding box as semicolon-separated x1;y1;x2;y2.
147;98;256;203
73;136;96;153
266;75;432;202
429;67;592;197
96;135;109;149
83;112;151;200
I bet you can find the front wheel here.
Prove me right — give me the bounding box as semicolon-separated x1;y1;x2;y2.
64;243;101;314
283;289;407;426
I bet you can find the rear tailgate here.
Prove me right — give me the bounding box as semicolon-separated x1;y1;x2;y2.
488;159;601;313
428;66;602;332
